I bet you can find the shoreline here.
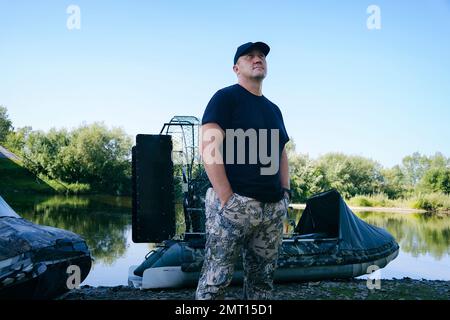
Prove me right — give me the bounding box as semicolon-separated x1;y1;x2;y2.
290;203;427;214
58;279;450;300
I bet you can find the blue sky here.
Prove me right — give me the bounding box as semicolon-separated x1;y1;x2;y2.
1;0;449;167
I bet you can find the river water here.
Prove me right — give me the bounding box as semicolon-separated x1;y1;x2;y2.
3;194;449;286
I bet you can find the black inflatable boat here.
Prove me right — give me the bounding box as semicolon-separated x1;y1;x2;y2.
0;196;92;299
128;190;399;289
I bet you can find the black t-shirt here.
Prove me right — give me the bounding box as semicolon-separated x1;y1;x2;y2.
201;84;289;202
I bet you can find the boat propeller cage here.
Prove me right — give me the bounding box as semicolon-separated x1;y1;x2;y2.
132;116;211;243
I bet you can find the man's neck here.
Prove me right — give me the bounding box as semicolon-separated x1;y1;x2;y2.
238;78;263;96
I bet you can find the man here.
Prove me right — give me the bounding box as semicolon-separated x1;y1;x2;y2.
196;42;290;300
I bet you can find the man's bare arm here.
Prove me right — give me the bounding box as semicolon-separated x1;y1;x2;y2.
200;123;234;207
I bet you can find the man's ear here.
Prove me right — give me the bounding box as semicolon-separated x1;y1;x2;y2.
233;64;239;75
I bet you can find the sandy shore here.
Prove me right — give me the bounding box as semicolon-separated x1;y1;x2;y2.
58;279;449;300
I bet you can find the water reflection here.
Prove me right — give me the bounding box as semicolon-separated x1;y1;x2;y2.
285;209;450;260
355;211;450;259
4;194;130;266
3;194;450;283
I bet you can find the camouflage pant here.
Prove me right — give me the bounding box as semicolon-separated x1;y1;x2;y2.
195;187;288;300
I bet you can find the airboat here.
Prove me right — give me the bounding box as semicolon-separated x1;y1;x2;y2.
128;116;399;289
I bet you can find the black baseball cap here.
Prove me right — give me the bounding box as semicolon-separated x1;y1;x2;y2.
233;42;270;65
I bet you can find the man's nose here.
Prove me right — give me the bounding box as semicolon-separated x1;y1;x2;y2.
253;56;263;64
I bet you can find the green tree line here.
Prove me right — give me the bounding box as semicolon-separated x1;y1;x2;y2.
1;105;449;203
286;140;450;205
1;105;132;195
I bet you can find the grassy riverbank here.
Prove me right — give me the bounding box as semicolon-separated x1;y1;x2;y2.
346;193;450;214
0;158;55;194
291;192;450;214
0;157;92;195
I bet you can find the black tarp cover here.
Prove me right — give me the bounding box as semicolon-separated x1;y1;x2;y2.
0;196;88;261
295;189;396;251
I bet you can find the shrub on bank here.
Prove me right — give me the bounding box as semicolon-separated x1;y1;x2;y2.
347;192;450;212
410;193;450;212
44;178;91;195
347;193;394;207
348;195;373;207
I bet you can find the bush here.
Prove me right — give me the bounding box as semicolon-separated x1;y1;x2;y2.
419;167;450;194
316;153;384;199
0;105;13;143
410;193;450;212
347;193;393;207
65;182;91;194
368;193;393;207
289;153;329;203
41;176;91;195
348;195;373;207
